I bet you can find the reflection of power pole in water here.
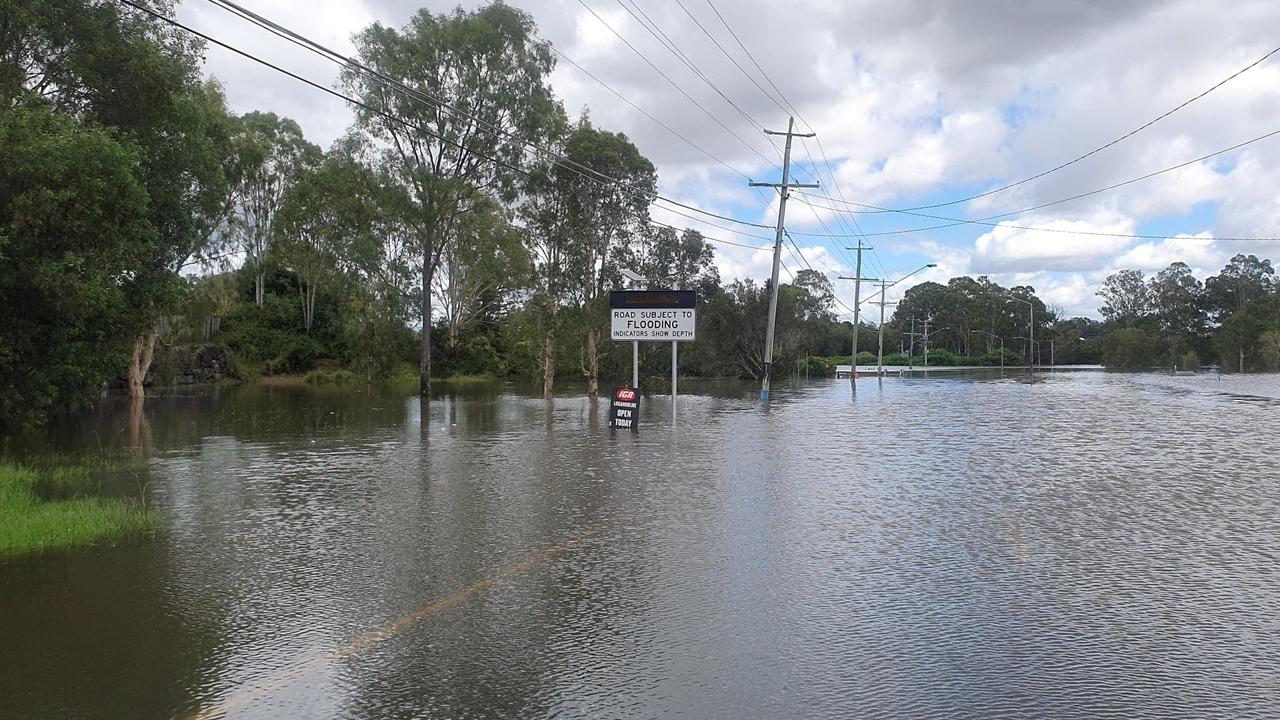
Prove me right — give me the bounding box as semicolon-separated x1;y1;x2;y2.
752;117;818;402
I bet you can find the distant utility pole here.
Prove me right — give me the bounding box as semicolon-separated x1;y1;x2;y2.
875;279;897;376
838;239;877;388
751;116;818;402
920;318;934;368
905;318;921;368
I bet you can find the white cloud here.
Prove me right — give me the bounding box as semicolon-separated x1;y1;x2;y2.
1112;233;1220;272
972;211;1137;273
174;0;1280;314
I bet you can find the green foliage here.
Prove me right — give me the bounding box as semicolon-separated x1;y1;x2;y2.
1180;350;1201;370
1102;327;1162;369
344;1;558;388
303;369;356;386
0;105;157;429
0;463;156;558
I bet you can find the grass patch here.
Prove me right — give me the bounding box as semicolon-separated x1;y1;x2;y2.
0;464;157;558
437;374;496;385
303;369;357;385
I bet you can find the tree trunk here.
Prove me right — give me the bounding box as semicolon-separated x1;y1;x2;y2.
127;330;158;399
420;255;432;396
300;284;311;333
1239;348;1245;373
584;328;599;400
542;333;556;401
448;320;458;350
255;271;264;307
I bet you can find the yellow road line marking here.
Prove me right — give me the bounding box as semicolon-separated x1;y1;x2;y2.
187;524;609;720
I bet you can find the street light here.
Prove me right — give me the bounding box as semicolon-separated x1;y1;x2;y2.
1047;336;1089;368
861;263;937;376
970;329;1004;370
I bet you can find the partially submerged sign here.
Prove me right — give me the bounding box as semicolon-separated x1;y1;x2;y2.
610;290;697;341
609;386;639;430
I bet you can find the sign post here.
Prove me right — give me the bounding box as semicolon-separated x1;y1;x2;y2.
610;290;697;429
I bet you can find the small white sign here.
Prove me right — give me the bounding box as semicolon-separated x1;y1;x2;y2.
611;309;697;341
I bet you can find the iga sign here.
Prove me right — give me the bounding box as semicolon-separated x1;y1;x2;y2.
610;290;697;342
609;386;639;430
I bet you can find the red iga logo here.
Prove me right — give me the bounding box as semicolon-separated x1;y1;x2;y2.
615;387;637;402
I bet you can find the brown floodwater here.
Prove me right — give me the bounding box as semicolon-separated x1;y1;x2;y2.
2;371;1278;719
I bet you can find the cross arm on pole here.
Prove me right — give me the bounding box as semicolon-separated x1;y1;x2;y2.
749;181;820;188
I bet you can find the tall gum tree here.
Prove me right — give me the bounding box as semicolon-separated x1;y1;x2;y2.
226;111;320;308
343;2;556;395
557;121;655;400
3;0;233;401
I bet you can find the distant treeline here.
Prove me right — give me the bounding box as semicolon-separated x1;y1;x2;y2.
4;2;1276;434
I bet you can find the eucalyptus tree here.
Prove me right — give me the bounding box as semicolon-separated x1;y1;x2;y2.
433;198;529;351
0;107;156;429
274;153;380;333
1204;254;1276;323
518;113;572;399
3;0;232;401
343;2;557;394
634;226;720;294
1098;269;1153;326
226;111;320;307
1149;262;1207;356
557;122;657;400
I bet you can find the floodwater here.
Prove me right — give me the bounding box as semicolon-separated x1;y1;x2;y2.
3;371;1279;719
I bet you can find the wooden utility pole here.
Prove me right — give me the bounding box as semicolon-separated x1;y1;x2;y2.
838;239;877;388
751;117;817;402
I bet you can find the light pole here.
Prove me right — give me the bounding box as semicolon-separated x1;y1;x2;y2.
1007;294;1034;374
970;330;1004;370
860;263;936;376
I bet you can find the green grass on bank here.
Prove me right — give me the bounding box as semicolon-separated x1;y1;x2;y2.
0;464;156;558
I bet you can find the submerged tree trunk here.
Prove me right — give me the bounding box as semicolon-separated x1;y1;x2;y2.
583;328;599;400
542;333;556;401
127;330;158;399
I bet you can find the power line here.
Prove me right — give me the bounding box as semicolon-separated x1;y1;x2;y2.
704;0;802;122
575;0;779;172
616;0;770;137
792;127;1280;241
119;0;779;267
673;0;790;117
204;0;772;231
808;44;1280;213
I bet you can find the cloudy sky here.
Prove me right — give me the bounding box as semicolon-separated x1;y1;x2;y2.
175;0;1280;318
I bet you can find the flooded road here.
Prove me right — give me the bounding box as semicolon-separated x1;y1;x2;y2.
3;372;1279;719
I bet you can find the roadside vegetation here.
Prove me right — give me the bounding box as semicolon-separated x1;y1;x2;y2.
0;463;156;558
5;1;1280;435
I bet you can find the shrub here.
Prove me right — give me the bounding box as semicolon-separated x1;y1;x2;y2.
303;369;357;385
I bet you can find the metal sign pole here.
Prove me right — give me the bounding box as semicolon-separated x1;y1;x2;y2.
632;340;639;389
671;340;677;418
